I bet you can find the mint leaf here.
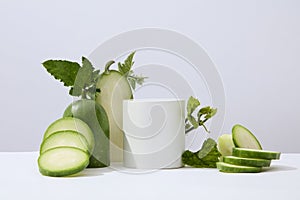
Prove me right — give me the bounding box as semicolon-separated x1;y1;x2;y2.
118;51;135;75
43;57;101;99
182;138;221;168
187;96;200;129
185;96;217;134
197;138;218;159
117;52;147;90
187;96;200;116
71;57;94;97
42;60;80;86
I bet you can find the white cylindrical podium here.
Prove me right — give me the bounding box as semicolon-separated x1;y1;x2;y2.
123;99;185;169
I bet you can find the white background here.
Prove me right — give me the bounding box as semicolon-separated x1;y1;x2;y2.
0;0;299;152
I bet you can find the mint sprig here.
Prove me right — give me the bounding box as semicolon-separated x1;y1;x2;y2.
42;60;80;87
185;96;217;134
42;57;100;100
182;138;221;168
118;51;147;90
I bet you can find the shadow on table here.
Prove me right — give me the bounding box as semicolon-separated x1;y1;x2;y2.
263;165;297;173
69;167;115;178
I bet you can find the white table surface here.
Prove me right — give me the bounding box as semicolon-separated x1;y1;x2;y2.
0;152;299;200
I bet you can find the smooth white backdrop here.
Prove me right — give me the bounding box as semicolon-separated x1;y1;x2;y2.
0;0;299;152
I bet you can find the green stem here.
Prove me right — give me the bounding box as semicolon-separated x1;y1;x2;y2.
104;60;115;74
185;127;195;134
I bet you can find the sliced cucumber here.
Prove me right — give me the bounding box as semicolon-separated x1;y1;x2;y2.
223;156;271;167
217;162;262;173
43;117;94;153
217;134;235;156
233;148;281;160
38;147;89;177
232;124;262;150
40;130;90;154
96;69;132;162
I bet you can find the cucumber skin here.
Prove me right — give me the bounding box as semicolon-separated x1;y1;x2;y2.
38;147;89;177
232;124;262;150
217;162;262;173
223;156;271;167
64;100;110;168
233;148;281;160
40;130;90;155
43;117;95;152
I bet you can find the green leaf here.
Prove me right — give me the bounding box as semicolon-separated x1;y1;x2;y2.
117;52;147;90
198;106;211;115
187;115;199;129
197;138;217;159
118;51;135;75
187;96;200;128
71;57;94;97
182;138;221;168
128;77;136;90
187;96;200;116
185;123;192;130
205;108;218;119
42;60;80;86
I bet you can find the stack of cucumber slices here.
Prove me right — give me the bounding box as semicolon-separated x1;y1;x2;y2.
217;124;281;173
38;117;95;177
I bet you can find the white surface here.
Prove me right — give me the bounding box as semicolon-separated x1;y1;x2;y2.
0;152;299;200
0;0;300;152
123;99;185;168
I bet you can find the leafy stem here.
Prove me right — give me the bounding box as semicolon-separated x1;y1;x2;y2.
118;51;147;90
185;96;217;134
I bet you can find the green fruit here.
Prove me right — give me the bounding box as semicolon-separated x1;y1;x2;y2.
217;134;235;156
63;99;110;168
96;70;132;162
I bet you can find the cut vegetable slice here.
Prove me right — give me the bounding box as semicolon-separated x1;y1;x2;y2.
96;70;132;162
216;162;262;173
40;130;90;154
217;134;235;156
38;147;89;177
232;148;281;160
43;117;94;152
223;156;271;167
232;124;262;150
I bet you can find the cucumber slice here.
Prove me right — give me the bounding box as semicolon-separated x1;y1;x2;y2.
232;124;262;149
96;70;132;162
43;117;94;152
223;156;271;167
38;147;89;177
216;162;262;173
217;134;235;156
40;130;90;154
232;148;281;160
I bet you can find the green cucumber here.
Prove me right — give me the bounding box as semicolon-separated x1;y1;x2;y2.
217;134;235;156
223;156;271;167
40;130;89;154
233;148;281;160
38;147;89;177
232;124;262;149
96;69;132;162
217;162;262;173
43;117;94;153
63;99;110;168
